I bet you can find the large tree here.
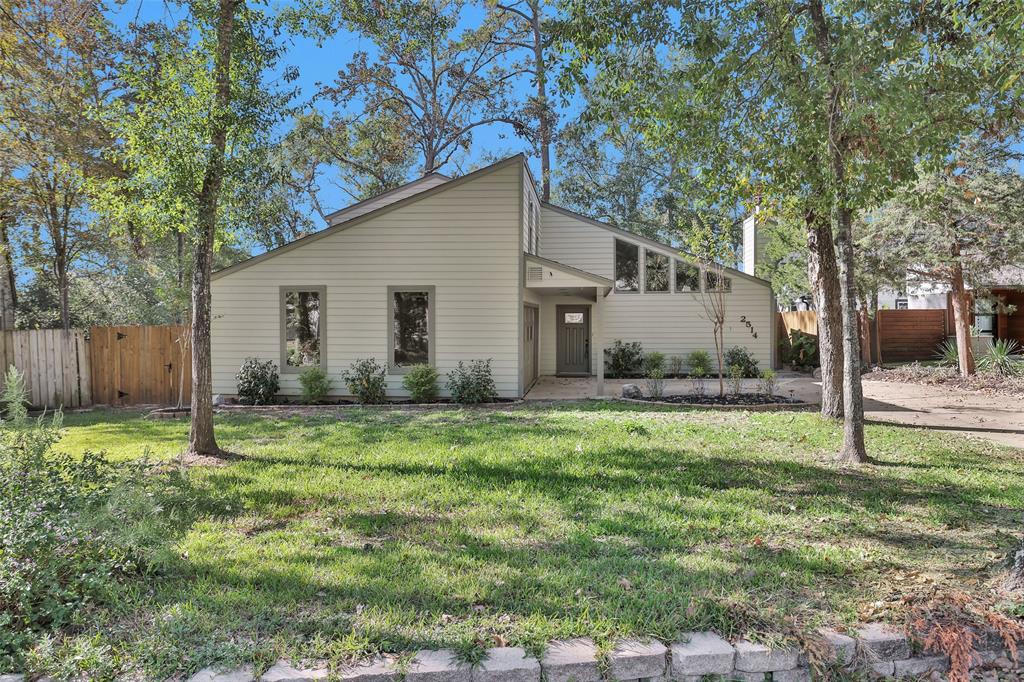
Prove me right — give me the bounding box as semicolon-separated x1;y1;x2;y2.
494;0;557;200
92;0;287;456
561;0;1023;462
0;0;119;331
323;0;527;175
863;142;1024;375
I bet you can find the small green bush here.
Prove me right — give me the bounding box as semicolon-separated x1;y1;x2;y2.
447;359;497;404
691;366;707;396
298;366;331;403
978;338;1022;377
686;349;712;376
1;365;28;423
343;358;388;404
758;368;777;397
783;330;819;369
934;339;959;367
605;340;644;378
236;358;279;405
667;355;684;378
723;346;760;378
729;364;745;394
643;351;666;374
644;367;666;399
402;364;440;402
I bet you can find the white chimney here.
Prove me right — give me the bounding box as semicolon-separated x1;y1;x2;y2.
742;213;761;277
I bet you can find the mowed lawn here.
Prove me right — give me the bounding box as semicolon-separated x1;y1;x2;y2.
52;403;1024;679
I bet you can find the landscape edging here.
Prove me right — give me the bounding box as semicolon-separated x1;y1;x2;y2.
147;626;1019;682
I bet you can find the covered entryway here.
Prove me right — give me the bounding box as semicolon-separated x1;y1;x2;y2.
522;253;612;396
556;305;590;375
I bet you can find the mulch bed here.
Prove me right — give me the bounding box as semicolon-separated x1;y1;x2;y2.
634;393;805;406
865;364;1024;398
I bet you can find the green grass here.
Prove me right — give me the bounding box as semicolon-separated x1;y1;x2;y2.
40;404;1024;679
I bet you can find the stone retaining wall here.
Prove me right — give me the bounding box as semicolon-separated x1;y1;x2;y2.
3;626;1019;682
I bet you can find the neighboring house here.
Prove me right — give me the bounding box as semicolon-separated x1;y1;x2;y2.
211;155;774;400
744;214;1024;348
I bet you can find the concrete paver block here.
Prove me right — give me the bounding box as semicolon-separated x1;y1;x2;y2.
670;633;736;677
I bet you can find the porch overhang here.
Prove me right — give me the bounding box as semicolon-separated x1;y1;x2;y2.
524;254;612;296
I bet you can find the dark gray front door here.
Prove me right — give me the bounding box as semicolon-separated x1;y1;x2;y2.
556;305;591;375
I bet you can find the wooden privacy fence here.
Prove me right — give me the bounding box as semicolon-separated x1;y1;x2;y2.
777;309;949;365
89;325;191;407
0;324;191;409
0;329;91;408
875;309;947;363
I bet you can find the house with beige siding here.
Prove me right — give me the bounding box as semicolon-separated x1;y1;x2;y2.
211;155;775;400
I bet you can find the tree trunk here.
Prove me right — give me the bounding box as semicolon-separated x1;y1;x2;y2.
807;0;867;462
806;211;844;419
189;0;235;457
949;259;975;376
531;0;551;202
55;247;71;332
834;206;868;463
0;216;15;330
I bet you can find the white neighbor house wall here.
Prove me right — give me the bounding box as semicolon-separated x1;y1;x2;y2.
537;205;774;373
211;158;524;399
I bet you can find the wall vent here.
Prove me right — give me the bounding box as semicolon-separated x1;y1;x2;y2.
527;266;543;282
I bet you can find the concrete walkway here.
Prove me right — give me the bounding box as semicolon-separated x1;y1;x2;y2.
525;374;1024;450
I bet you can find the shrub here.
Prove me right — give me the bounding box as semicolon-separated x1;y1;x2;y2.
729;364;745;394
236;358;279;405
298;366;331;403
978;339;1023;377
686;349;712;376
402;364;440;402
723;346;760;378
1;365;28;423
447;359;497;404
784;330;819;369
691;366;707;396
605;340;644;378
1;375;172;668
934;339;960;367
668;355;684;378
343;358;388;404
644;367;666;399
758;368;777;397
643;351;666;374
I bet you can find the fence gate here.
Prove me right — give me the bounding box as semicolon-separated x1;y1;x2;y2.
89;325;191;406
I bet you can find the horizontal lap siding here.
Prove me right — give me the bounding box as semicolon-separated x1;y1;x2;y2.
540;206;613;279
602;282;773;370
537;208;774;374
212;162;523;398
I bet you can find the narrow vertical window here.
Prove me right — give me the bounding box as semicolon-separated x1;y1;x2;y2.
645;251;669;292
281;287;324;370
389;286;434;371
614;239;639;292
528;198;535;254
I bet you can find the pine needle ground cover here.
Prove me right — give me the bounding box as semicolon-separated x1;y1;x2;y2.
41;404;1024;679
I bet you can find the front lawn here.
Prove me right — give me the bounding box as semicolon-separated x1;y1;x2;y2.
35;404;1024;678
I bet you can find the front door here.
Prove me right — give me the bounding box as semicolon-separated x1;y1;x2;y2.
523;305;539;389
556;305;591;375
